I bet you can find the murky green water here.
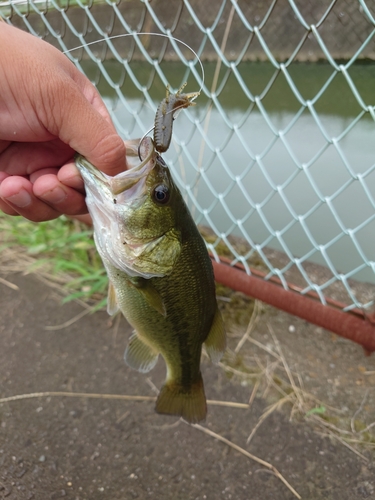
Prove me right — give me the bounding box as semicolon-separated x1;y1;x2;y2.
81;60;375;284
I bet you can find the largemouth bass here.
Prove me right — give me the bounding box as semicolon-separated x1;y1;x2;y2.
76;137;226;423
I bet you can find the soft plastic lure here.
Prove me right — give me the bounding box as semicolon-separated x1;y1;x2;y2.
153;84;200;153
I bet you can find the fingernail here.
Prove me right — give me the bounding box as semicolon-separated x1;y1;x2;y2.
6;189;32;208
41;186;67;204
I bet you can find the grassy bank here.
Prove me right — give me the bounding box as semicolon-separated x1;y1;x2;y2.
0;213;108;308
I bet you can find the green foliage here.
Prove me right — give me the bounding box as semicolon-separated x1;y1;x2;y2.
0;213;108;307
305;405;327;417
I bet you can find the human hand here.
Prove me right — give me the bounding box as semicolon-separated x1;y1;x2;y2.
0;23;127;222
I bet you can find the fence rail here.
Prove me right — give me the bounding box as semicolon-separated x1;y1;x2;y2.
2;0;375;347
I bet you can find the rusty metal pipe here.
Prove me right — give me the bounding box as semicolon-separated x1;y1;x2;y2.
212;259;375;353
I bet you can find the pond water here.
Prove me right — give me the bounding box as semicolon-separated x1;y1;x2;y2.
81;60;375;284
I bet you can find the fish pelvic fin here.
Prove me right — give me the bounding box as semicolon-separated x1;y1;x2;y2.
124;332;159;373
204;308;226;365
107;281;119;316
155;375;207;424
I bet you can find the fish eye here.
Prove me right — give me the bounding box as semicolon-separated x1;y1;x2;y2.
152;184;170;205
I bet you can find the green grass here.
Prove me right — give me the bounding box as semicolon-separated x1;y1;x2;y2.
0;213;108;309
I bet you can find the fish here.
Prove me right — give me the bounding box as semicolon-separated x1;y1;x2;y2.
75;137;226;423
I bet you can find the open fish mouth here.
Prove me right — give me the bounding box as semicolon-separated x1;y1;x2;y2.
75;137;167;278
75;136;156;204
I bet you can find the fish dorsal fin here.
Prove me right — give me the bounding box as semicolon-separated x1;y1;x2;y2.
204;308;226;365
129;278;167;317
124;332;159;373
107;281;119;316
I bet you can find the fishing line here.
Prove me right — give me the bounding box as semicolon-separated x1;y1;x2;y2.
63;32;204;161
63;32;205;94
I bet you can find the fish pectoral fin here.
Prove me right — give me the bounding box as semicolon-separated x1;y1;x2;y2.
107;281;119;316
130;278;166;317
124;332;159;373
204;308;226;365
140;285;166;317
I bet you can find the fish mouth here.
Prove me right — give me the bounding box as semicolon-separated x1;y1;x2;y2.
75;136;156;203
75;137;169;278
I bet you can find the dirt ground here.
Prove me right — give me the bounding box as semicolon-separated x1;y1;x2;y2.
1;270;375;500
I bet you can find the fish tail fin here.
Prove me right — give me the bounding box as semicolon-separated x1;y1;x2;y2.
155;375;207;424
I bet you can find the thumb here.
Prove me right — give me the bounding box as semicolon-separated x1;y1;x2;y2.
49;74;127;176
1;23;128;176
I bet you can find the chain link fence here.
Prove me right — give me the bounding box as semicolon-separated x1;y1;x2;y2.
2;0;375;321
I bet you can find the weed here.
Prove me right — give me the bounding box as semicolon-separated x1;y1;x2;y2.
0;214;107;307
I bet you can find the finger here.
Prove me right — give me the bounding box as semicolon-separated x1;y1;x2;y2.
69;213;93;226
57;162;85;191
0;171;8;183
0;140;11;156
45;78;128;177
29;167;60;183
32;173;87;216
0;176;61;222
73;71;113;125
0;140;74;175
0;176;33;208
0;172;17;214
0;197;19;216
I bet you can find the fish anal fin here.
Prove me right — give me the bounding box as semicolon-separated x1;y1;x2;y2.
124;332;159;373
155;376;207;424
204;308;226;365
107;281;119;316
